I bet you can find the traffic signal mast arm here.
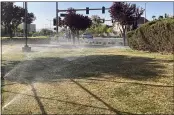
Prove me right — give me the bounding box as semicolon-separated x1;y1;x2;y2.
57;7;109;12
54;7;114;27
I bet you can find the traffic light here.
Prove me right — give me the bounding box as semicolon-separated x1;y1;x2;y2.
60;13;67;17
86;7;89;14
102;6;105;14
53;18;56;26
54;27;56;30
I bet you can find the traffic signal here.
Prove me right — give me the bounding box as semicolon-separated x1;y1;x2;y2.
54;27;56;30
53;18;56;26
60;13;67;17
102;6;105;14
86;7;89;14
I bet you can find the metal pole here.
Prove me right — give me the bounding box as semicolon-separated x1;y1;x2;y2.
144;2;146;23
56;2;58;35
25;2;28;46
23;2;25;37
57;8;110;12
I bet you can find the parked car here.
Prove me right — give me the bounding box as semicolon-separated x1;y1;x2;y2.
82;33;93;39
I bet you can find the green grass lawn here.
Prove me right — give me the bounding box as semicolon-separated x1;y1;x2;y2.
1;45;174;114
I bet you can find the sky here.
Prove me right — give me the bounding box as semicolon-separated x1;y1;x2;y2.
14;2;174;31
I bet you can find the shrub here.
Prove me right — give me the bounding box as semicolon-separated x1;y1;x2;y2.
127;18;174;53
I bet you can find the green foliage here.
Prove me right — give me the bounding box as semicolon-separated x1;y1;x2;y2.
1;2;36;38
127;18;174;53
91;15;102;27
158;15;164;20
109;2;144;45
40;29;53;36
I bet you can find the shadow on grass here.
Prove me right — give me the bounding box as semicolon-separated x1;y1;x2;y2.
1;60;21;87
2;89;114;113
70;79;133;115
30;84;47;115
2;82;137;115
1;60;21;77
2;54;171;114
84;78;174;88
4;55;168;83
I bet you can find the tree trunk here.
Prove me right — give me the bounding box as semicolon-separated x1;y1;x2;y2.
71;30;75;45
73;35;75;45
4;26;7;35
122;26;127;46
77;31;80;45
9;26;13;39
68;29;71;42
123;32;126;46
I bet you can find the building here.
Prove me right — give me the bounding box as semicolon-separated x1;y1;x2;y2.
113;17;149;36
18;23;36;32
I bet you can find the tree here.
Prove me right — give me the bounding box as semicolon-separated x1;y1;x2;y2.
40;29;53;36
91;15;102;27
164;13;169;18
63;8;92;44
1;2;36;38
109;2;144;46
106;27;113;36
152;15;156;21
158;15;164;20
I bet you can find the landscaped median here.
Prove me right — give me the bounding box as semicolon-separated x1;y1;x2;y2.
1;36;51;44
1;45;174;114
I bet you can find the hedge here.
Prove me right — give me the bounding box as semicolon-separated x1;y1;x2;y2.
1;38;51;44
127;18;174;53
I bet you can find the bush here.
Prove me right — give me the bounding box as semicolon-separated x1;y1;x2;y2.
127;18;174;53
2;37;51;44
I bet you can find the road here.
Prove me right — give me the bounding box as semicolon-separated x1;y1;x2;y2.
50;36;127;47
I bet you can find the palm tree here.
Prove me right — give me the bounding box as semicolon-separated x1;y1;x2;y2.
152;15;156;21
91;15;102;27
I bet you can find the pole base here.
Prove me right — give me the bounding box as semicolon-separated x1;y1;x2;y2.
22;45;31;52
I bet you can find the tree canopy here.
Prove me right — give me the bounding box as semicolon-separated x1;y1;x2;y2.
1;2;36;38
64;8;92;31
62;8;92;44
109;2;144;45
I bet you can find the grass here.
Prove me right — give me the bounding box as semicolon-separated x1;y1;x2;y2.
1;44;174;114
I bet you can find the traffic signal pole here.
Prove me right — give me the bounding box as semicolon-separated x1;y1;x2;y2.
25;2;28;47
56;2;58;35
22;2;31;52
